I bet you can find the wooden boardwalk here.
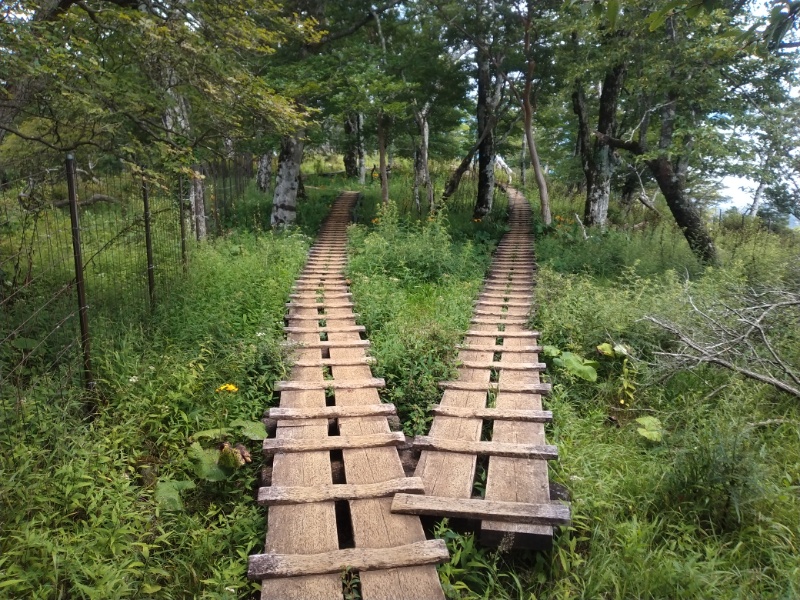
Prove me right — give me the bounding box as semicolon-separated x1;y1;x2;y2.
249;192;447;600
393;187;570;549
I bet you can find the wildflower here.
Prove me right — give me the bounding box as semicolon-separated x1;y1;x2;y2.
619;399;625;405
129;376;139;383
255;332;266;337
148;366;155;371
371;218;380;224
216;383;239;393
473;218;482;223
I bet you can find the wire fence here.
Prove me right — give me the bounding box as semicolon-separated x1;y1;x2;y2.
1;154;257;445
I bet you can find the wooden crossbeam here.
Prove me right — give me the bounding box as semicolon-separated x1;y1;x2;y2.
480;293;532;300
282;340;370;349
284;313;361;321
458;361;546;371
474;300;531;308
286;301;355;309
288;292;352;300
283;325;365;333
470;317;529;325
248;539;450;580
391;494;571;526
457;344;542;353
465;330;539;338
258;477;424;506
412;436;558;459
275;378;385;391
291;357;375;367
268;404;396;421
439;381;551;394
263;432;406;454
430;406;552;422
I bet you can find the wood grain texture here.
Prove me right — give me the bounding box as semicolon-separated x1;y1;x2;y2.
430;405;552;422
258;477;425;505
249;539;450;580
268;404;397;420
413;436;558;459
263;432;405;454
275;378;385;391
438;381;552;394
391;494;570;525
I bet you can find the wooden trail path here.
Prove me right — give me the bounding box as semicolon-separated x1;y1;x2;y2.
393;187;570;549
249;192;448;600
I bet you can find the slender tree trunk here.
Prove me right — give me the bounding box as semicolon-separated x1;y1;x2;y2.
414;107;434;212
271;131;304;227
189;165;206;240
357;113;366;185
343;113;359;178
475;51;496;218
413;147;421;211
526;129;550;223
257;151;274;194
377;114;389;204
747;181;765;215
520;134;527;187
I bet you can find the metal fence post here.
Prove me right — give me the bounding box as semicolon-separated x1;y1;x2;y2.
178;175;188;272
142;176;156;311
66;154;94;391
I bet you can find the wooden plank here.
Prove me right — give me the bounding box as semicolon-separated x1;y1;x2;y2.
391;494;570;526
284;325;365;333
292;357;375;367
282;340;370;349
439;381;552;394
248;539;450;580
470;317;529;325
474;300;531;308
458;361;546;371
413;436;558;460
264;432;406;454
268;404;396;420
457;344;542;353
286;301;355;309
275;378;385;391
258;477;425;506
285;313;361;321
430;406;552;422
465;330;540;338
289;292;352;300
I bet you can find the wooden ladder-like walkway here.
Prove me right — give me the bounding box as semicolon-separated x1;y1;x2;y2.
249;192;448;599
392;187;570;549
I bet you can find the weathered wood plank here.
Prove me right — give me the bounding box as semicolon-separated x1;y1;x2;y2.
264;432;406;454
457;344;542;353
470;317;529;325
285;313;361;321
275;378;385;391
430;406;552;422
465;330;540;338
268;404;396;420
458;361;546;371
473;300;531;308
284;325;366;333
288;292;352;300
258;477;424;505
286;301;355;309
292;357;375;367
438;381;552;394
391;494;570;525
248;539;450;580
413;436;558;460
282;340;370;349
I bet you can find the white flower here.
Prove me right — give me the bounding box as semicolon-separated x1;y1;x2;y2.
256;332;266;337
129;376;139;383
148;366;155;371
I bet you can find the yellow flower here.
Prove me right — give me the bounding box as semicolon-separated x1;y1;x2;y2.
473;218;482;223
216;383;239;393
371;218;380;224
619;399;625;405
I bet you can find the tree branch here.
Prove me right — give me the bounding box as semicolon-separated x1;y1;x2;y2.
308;0;403;49
594;131;644;154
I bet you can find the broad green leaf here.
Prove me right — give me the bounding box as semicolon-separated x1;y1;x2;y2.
597;343;615;356
191;427;231;440
187;442;226;482
542;345;561;357
635;416;664;442
559;352;598;382
613;344;630;357
154;479;195;511
230;419;268;440
11;337;37;351
607;0;620;31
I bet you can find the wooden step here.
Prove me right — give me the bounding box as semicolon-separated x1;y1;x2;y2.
283;325;365;333
288;292;352;300
474;300;530;308
286;301;355;309
412;436;558;460
283;340;370;349
470;317;529;325
291;357;375;367
430;406;552;422
439;381;551;394
391;494;570;526
268;403;396;421
480;293;532;300
275;378;385;391
248;539;449;580
263;432;406;454
457;344;542;353
465;330;540;338
258;477;424;506
458;361;546;371
285;313;361;321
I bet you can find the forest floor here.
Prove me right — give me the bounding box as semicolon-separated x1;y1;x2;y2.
1;170;799;599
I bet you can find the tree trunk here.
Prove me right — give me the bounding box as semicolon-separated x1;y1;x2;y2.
475;51;496;218
343;113;359;178
357;113;366;185
414;107;433;212
271;132;305;227
442;147;478;204
526;129;551;224
747;181;765;215
413;147;421;211
377;114;389;204
189;166;207;240
647;156;717;263
520;134;527;187
257;151;274;194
